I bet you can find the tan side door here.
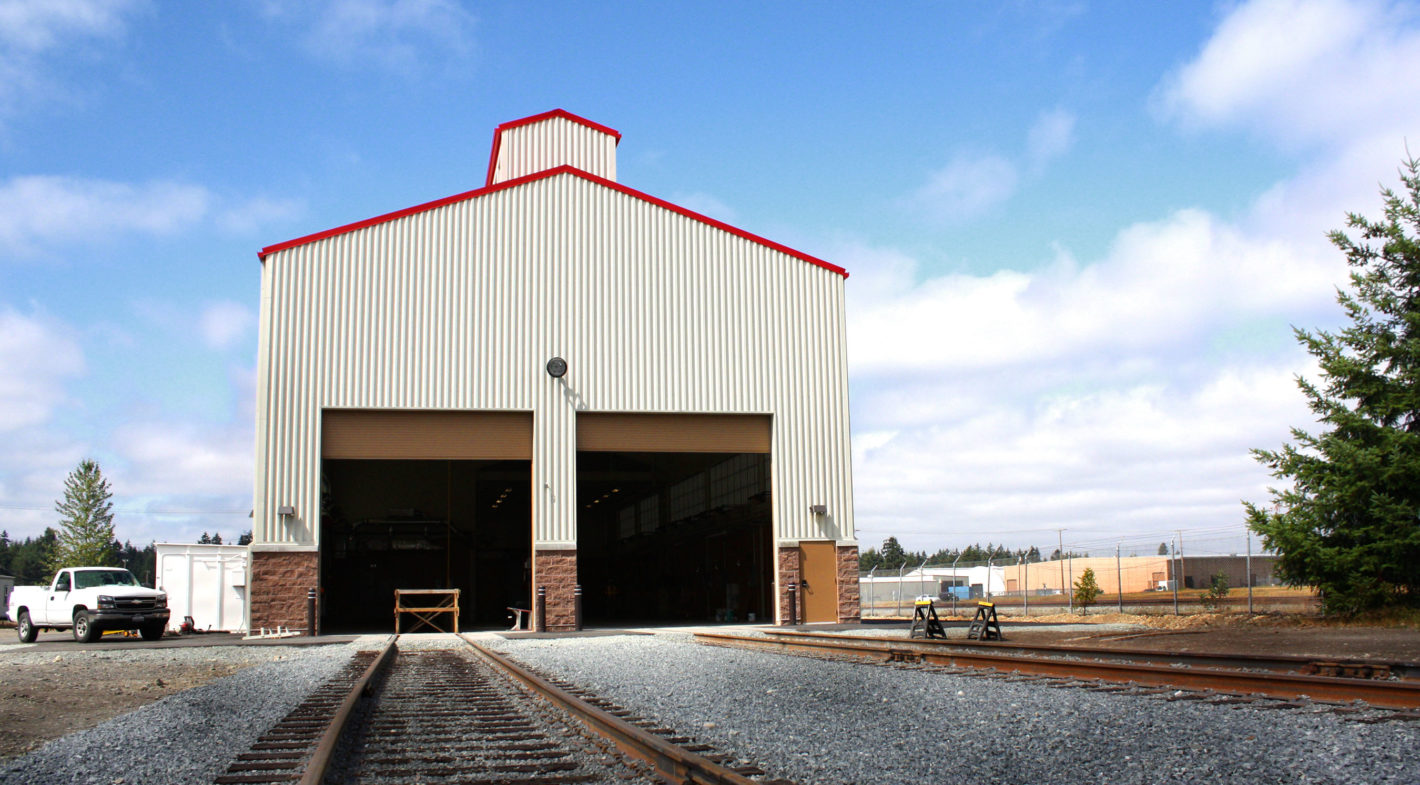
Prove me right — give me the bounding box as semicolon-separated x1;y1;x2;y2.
798;541;838;623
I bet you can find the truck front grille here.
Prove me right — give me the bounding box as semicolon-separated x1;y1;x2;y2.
113;598;159;611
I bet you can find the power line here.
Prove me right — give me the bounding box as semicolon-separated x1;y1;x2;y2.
0;504;249;516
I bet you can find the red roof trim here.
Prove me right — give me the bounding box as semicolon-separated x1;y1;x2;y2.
258;166;847;279
485;109;622;188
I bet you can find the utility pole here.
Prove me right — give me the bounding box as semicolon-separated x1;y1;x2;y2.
951;552;962;616
1116;542;1123;613
1021;555;1029;615
1171;538;1180;615
1246;529;1254;615
1177;529;1186;594
1057;528;1066;609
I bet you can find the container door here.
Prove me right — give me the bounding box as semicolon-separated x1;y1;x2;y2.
798;541;838;623
192;558;221;631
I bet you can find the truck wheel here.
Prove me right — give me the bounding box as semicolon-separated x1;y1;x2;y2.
73;610;100;643
139;623;165;641
16;610;37;643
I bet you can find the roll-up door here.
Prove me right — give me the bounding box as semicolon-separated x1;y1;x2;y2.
322;410;533;460
576;413;770;453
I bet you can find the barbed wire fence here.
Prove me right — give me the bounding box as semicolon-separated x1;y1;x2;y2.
857;525;1309;618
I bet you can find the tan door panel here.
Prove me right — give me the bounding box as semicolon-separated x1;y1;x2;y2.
322;410;533;460
798;541;838;623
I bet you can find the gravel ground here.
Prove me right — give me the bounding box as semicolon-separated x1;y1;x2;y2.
484;631;1420;785
0;638;385;785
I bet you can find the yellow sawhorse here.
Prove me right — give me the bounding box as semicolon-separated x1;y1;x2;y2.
394;588;461;634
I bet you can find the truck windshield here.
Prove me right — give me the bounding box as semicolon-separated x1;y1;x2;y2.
73;570;139;589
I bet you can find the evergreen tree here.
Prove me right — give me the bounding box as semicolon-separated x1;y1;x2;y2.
237;530;253;546
1246;156;1420;615
1157;542;1169;556
211;532;223;545
1073;567;1101;614
11;529;57;583
879;537;908;569
50;460;120;571
198;532;212;544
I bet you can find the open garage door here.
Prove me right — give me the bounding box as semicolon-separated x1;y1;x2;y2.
319;411;532;631
577;414;772;625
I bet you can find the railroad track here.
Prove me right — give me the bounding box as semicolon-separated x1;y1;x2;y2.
765;628;1419;679
694;630;1420;712
216;635;785;785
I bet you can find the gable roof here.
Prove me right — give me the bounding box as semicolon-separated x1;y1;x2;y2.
259;116;847;279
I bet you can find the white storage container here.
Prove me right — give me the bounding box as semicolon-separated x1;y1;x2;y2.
155;543;249;632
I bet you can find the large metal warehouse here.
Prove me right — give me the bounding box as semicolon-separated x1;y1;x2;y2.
248;110;858;632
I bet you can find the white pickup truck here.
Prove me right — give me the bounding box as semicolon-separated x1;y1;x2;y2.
9;567;170;643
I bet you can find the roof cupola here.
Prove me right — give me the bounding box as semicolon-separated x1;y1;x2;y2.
485;109;621;186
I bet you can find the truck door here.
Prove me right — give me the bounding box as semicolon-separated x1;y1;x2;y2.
45;572;71;624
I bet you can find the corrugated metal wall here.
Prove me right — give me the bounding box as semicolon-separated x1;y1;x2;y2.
491;116;617;185
254;172;852;550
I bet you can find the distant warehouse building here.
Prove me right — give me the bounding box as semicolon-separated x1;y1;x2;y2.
249;110;858;632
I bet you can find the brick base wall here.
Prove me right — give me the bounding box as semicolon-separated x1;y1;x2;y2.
249;551;319;634
836;545;861;623
777;546;801;625
533;549;578;632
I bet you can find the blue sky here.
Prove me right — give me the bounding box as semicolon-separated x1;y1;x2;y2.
1;0;1416;557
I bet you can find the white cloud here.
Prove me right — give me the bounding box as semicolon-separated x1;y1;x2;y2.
911;153;1019;221
0;304;258;543
110;422;253;499
0;0;145;115
844;195;1352;547
0;176;307;255
217;196;306;234
848;208;1341;379
1157;0;1420;151
908;107;1076;222
0;0;135;51
296;0;476;72
199;302;258;351
852;0;1420;554
0;308;84;431
0;176;210;255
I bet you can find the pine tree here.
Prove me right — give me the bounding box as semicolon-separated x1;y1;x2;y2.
51;460;120;571
1246;155;1420;615
880;537;907;569
1073;568;1101;614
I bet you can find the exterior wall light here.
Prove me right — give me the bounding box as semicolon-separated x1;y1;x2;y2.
809;504;827;515
277;505;296;517
546;357;567;378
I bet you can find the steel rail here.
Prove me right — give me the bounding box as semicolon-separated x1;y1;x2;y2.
462;635;761;785
762;628;1417;680
695;632;1420;710
297;635;397;785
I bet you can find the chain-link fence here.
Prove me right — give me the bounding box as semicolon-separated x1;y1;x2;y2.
858;528;1304;618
